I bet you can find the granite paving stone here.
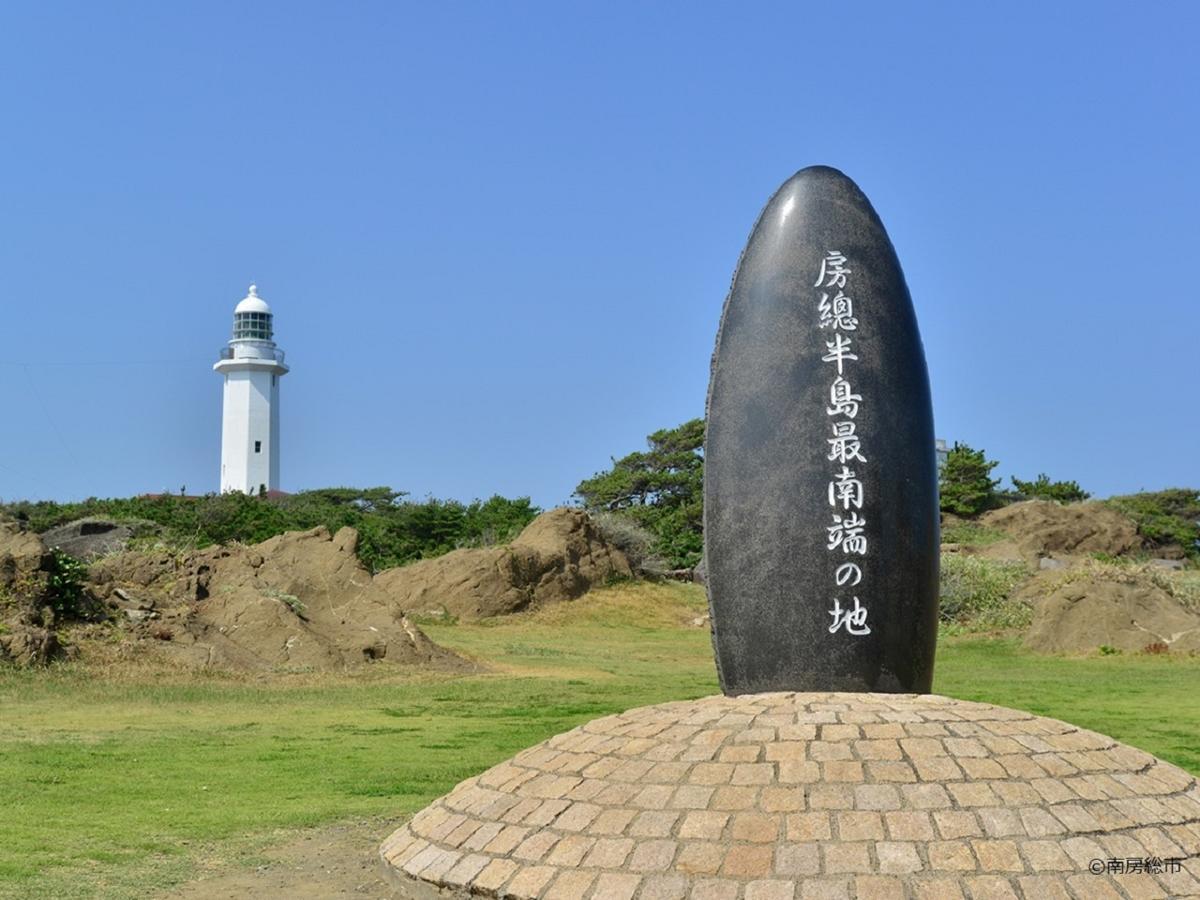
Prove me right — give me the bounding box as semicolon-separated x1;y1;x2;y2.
378;693;1200;898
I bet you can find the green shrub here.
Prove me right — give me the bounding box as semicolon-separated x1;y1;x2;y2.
1011;474;1091;503
45;550;91;620
938;555;1030;632
1105;489;1200;558
938;443;1001;517
575;419;704;569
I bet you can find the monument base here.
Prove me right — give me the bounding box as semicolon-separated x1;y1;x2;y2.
380;693;1200;898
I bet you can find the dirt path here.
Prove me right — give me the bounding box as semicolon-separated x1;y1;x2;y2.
159;817;436;899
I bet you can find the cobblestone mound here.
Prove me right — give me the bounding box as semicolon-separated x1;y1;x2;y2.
380;693;1200;899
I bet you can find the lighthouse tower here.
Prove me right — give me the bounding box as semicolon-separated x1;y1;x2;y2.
214;285;289;494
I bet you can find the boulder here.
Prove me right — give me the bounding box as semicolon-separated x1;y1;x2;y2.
40;518;156;560
87;526;469;672
0;522;65;666
373;508;632;621
981;500;1142;561
1022;571;1200;654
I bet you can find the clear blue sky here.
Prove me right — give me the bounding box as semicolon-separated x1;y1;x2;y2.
1;2;1196;508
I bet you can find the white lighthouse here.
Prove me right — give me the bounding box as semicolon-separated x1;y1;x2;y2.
214;284;289;494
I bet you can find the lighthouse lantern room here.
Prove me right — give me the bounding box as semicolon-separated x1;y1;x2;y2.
214;284;288;494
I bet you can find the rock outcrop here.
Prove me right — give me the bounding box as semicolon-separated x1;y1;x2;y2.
88;526;469;672
981;500;1142;561
0;521;63;666
1022;569;1200;654
373;508;632;621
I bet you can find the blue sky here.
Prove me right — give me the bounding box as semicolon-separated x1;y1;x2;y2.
0;2;1195;508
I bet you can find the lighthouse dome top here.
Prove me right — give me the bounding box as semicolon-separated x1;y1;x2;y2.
234;284;272;315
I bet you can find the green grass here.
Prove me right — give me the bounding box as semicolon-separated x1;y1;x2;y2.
0;580;1197;898
940;521;1010;546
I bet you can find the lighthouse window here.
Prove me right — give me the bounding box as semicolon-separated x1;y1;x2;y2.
233;312;273;340
254;441;262;453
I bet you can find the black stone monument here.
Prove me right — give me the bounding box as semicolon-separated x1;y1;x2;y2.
705;166;939;695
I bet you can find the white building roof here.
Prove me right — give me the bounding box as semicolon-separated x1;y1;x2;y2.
234;284;272;315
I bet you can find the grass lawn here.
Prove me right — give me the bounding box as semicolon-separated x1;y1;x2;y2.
1;580;1198;898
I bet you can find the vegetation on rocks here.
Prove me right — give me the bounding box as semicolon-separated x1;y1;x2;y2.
1105;488;1200;558
0;489;540;573
938;555;1030;633
574;418;704;570
1010;473;1091;503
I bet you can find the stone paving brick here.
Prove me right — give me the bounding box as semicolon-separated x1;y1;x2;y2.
731;812;781;842
991;782;1042;807
900;783;952;809
913;756;964;782
482;824;530;855
774;842;820;876
962;874;1019;899
970;839;1025;873
875;841;922;874
670;785;715;809
854;874;904;899
638;874;688;900
1015;875;1072;899
723;844;774;878
760;786;806;812
1018;838;1073;872
745;879;796;900
720;745;763;763
590;872;642;900
810;784;855;809
442;852;491;888
551;801;601;833
461;821;504;852
629;809;680;838
511;829;560;862
976;807;1023;837
854;784;902;811
690;762;734;785
912;877;966;899
676;840;726;875
798;877;851;899
691;879;740;900
584;836;635;868
787;811;832;841
502;864;556;898
543;868;596;899
927;840;976;871
1014;806;1064;838
627;838;677;872
631;784;676;809
732;763;775;785
777;761;821;783
885;810;935;841
679;810;729;840
712;785;760;810
472;857;519;893
822;841;872;874
590;808;638;835
1070;873;1123;900
543;833;594;866
837;810;884;841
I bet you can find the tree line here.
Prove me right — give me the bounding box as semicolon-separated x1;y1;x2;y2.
575;421;1199;567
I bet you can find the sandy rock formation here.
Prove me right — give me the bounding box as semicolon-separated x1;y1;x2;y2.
40;517;157;560
88;526;468;672
1022;569;1200;654
0;521;62;666
373;508;632;621
981;499;1142;561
